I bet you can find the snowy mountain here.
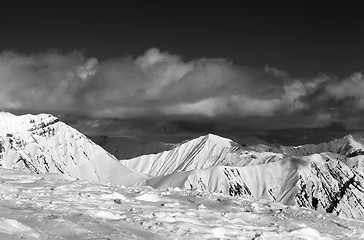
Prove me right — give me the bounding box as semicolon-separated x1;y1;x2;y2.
0;112;146;185
280;133;364;157
117;133;364;219
122;134;283;177
1;112;364;221
146;152;364;219
91;135;176;160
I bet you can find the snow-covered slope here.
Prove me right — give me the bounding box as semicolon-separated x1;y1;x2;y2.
91;136;176;160
147;158;300;205
146;152;364;219
296;153;364;219
111;132;364;219
2;168;362;239
280;133;364;157
0;112;146;185
122;134;283;177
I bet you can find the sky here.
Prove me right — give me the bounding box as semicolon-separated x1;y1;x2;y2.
0;2;363;144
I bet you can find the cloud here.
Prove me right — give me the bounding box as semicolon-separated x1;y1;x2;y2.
159;95;284;118
0;48;363;134
0;51;95;112
324;72;364;108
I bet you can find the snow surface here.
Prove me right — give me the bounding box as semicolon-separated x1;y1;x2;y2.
0;168;363;239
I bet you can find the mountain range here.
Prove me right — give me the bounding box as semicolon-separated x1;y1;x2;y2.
1;112;364;220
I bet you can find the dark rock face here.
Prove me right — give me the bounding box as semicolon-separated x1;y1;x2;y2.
295;154;364;219
223;167;251;197
347;149;364;158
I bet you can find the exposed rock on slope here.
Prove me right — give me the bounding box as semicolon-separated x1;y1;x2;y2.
147;158;300;205
296;153;364;219
146;151;364;219
0;112;146;185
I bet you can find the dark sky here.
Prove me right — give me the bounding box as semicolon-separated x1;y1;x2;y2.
0;2;364;143
1;2;363;77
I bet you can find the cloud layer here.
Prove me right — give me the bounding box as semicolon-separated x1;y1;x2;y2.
0;48;363;135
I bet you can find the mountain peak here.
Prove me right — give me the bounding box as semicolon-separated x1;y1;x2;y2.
0;112;60;135
205;133;233;147
0;112;58;123
0;112;146;185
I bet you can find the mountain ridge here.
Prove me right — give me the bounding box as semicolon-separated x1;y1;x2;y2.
280;133;364;157
122;133;283;177
1;112;364;220
0;112;147;185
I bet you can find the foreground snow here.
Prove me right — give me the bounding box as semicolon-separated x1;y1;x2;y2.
1;168;363;239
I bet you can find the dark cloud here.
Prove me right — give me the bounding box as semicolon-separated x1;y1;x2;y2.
163;120;216;134
0;48;363;139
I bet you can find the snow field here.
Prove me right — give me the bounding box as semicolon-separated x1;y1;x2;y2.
0;168;363;239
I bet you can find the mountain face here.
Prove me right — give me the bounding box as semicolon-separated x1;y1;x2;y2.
90;135;176;160
280;134;364;157
1;112;364;220
296;153;364;219
122;134;283;177
0;112;146;185
136;133;364;219
146;158;300;205
146;152;364;219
